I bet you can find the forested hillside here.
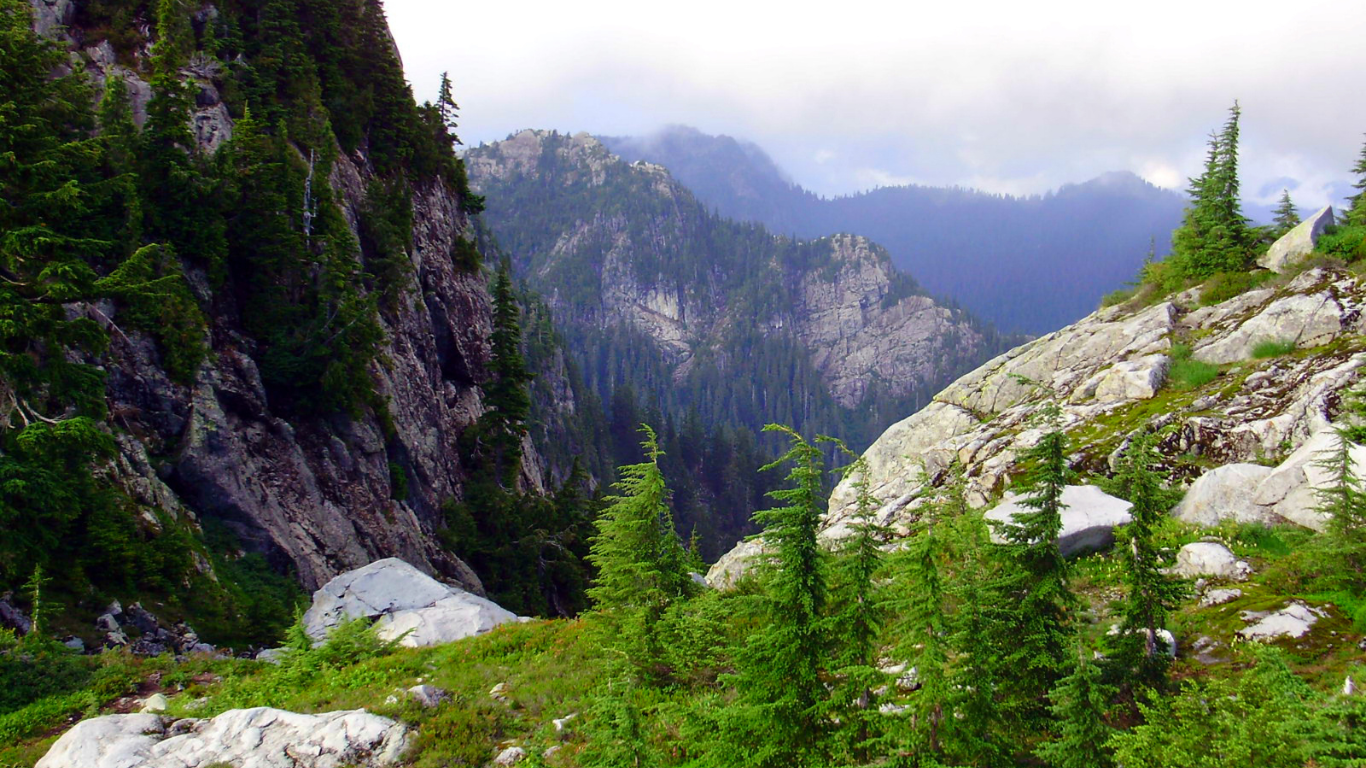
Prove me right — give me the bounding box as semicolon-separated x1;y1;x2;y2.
603;126;1187;334
466;130;1016;557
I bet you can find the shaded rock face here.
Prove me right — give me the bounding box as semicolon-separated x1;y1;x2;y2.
36;708;409;768
302;559;519;647
29;16;573;595
984;485;1133;556
1259;206;1335;273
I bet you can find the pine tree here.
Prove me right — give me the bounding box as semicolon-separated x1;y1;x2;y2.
1314;429;1366;592
436;71;461;141
587;425;692;681
1272;189;1301;236
1109;431;1183;687
1035;649;1116;768
482;261;535;485
823;440;889;764
721;425;829;768
1168;103;1253;279
992;402;1076;722
1349;136;1366;227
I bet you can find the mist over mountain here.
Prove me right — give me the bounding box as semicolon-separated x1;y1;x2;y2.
603;126;1189;334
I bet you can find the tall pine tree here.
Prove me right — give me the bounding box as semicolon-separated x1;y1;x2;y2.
1272;189;1301;236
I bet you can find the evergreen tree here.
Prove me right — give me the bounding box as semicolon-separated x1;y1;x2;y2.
587;425;692;681
721;425;829;768
1035;648;1115;768
436;71;461;141
1168;103;1253;279
1272;189;1301;236
481;261;535;485
822;440;889;764
1314;429;1366;592
1349;136;1366;227
991;402;1076;724
1108;431;1183;687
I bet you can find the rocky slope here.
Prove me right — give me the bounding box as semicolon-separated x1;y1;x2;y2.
26;0;567;597
466;130;1008;442
819;263;1366;540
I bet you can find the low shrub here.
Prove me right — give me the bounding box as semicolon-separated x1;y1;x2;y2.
1200;269;1274;306
1318;223;1366;262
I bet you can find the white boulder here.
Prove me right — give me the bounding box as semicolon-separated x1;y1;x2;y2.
1238;601;1328;641
706;538;769;590
494;746;527;765
1200;588;1243;607
1172;464;1276;527
303;558;518;647
984;485;1132;556
406;684;449;708
1258;206;1335;273
1169;542;1252;581
36;708;409;768
1254;428;1366;532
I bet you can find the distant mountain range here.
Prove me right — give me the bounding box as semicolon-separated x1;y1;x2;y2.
602;126;1189;335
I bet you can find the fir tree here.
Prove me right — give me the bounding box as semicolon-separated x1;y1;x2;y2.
587;425;692;681
1272;189;1301;236
822;439;889;764
1109;431;1183;687
1168;103;1253;279
1349;136;1366;227
721;425;829;768
1313;429;1366;592
1035;648;1116;768
481;261;535;485
992;402;1076;723
436;71;461;141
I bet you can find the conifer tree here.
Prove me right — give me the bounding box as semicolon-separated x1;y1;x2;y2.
1272;189;1301;236
1035;648;1115;768
1314;429;1366;591
482;261;535;485
587;425;692;681
1169;103;1253;279
992;402;1076;721
722;425;829;768
822;440;889;764
1349;136;1366;227
1109;431;1183;687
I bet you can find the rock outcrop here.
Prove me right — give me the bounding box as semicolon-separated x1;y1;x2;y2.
711;266;1366;571
983;485;1133;556
1259;206;1335;273
302;558;520;647
36;708;410;768
1238;601;1328;641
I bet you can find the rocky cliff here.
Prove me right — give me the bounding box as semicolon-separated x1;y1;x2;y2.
466;130;1008;443
25;0;564;597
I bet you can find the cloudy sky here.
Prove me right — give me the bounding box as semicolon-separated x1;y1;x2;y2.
387;0;1365;210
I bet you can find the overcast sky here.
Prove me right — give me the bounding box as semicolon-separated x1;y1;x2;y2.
386;0;1365;210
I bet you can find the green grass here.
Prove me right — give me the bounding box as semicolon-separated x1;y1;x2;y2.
1168;343;1220;390
1199;269;1274;306
1251;338;1297;359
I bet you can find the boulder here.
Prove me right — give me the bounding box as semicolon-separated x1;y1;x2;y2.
36;708;409;768
0;593;32;635
140;693;169;714
1086;354;1170;402
984;485;1133;556
1254;428;1366;532
1169;542;1251;581
493;746;527;765
1172;464;1277;527
706;538;769;590
302;558;518;647
1237;601;1327;640
1258;206;1335;273
1200;588;1243;607
406;684;449;708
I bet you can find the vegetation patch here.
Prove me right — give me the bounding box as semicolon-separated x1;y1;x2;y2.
1168;343;1220;390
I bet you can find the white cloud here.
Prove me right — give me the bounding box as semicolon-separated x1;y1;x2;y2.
386;0;1366;198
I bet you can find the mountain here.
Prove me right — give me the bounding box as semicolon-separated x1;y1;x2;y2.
466;130;1017;554
4;0;600;639
601;126;1188;335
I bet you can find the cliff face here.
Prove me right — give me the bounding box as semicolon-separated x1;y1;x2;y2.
30;0;557;594
466;130;1002;438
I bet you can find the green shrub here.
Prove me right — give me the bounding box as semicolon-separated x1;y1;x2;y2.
1318;223;1366;261
1200;269;1273;306
1101;286;1137;308
1251;339;1296;359
1167;343;1219;390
